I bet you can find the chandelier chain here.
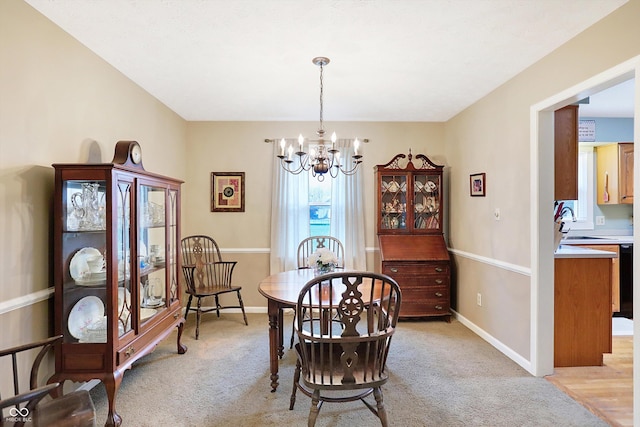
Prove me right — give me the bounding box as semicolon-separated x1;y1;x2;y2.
319;61;324;132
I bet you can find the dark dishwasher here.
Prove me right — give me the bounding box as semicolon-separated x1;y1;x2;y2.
617;244;633;319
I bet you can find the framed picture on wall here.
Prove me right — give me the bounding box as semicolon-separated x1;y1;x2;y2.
211;172;245;212
470;173;486;197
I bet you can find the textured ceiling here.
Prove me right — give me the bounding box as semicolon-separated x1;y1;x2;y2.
24;0;629;122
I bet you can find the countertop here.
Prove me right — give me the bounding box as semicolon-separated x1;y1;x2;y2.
555;245;618;259
560;235;633;245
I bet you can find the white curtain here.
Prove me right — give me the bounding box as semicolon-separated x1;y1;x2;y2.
270;141;309;273
330;139;366;270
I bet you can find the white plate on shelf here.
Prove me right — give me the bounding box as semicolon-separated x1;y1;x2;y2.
142;298;164;308
140;308;157;321
75;271;107;286
70;247;102;282
68;296;104;339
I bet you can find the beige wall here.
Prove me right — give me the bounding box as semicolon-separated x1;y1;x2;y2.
0;0;188;357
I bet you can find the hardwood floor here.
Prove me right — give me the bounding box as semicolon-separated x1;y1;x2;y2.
545;335;633;427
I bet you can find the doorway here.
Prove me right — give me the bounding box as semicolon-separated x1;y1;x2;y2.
531;56;639;419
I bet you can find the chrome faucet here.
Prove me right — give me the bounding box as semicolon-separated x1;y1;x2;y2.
561;206;577;222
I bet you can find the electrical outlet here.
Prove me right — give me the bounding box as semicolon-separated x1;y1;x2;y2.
477;293;482;306
596;216;605;226
494;208;500;221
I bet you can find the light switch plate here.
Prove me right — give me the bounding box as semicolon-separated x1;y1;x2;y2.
596;216;605;226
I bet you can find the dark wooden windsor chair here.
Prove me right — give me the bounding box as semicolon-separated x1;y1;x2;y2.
181;235;248;339
289;271;402;427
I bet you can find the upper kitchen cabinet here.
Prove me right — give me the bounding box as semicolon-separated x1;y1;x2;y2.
554;105;579;201
596;142;634;205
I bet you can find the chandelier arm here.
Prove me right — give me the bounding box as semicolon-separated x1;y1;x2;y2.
335;160;363;176
280;155;312;175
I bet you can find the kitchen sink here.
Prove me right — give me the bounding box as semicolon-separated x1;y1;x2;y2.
563;236;607;240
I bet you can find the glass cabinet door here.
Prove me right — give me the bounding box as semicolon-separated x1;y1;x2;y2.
116;180;133;338
167;189;179;305
413;173;441;230
379;174;407;230
61;179;108;344
138;184;168;325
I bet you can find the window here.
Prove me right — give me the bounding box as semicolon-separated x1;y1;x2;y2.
559;146;594;230
309;174;331;235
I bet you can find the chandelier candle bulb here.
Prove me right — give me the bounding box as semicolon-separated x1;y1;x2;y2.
298;134;304;153
280;138;285;157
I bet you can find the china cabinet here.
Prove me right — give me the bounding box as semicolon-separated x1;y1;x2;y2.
375;151;451;320
49;141;187;427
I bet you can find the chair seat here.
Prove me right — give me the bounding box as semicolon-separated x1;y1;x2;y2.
187;284;242;297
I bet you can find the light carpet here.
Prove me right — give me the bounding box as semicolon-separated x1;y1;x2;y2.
89;313;608;426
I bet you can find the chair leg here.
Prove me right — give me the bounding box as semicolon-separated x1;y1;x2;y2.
214;295;221;318
289;311;296;349
308;389;321;427
289;358;301;410
184;295;193;320
237;290;248;325
373;387;388;427
290;307;307;349
195;298;202;340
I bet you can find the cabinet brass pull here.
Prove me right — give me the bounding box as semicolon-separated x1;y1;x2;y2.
390;268;398;273
174;312;179;319
125;346;135;357
434;305;443;310
435;279;443;284
435;292;443;297
435;267;443;272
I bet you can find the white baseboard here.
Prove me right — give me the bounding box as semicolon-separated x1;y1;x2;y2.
452;310;534;375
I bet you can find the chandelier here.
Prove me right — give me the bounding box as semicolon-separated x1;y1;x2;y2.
267;57;366;181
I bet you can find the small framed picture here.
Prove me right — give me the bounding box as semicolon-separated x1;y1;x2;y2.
470;173;486;197
211;172;245;212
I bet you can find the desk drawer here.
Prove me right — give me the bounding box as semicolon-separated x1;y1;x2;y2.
401;300;450;317
383;263;448;276
400;285;449;300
